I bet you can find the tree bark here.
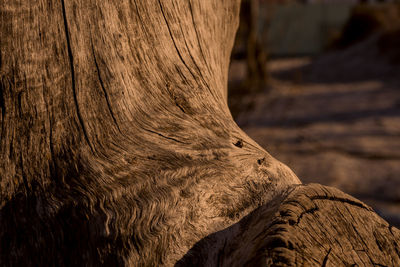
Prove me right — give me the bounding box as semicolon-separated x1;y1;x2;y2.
0;1;398;266
177;184;400;266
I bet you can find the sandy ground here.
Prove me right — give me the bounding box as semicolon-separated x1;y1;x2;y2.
232;37;400;227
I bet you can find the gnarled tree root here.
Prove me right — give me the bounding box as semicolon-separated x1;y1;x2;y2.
177;183;400;266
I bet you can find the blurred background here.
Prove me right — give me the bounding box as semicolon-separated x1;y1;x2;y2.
228;0;400;227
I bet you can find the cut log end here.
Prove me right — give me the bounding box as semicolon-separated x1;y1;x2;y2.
176;183;400;266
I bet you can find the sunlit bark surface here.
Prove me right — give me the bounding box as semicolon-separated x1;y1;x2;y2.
0;1;398;266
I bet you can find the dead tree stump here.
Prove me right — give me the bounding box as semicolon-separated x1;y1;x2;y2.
0;0;399;266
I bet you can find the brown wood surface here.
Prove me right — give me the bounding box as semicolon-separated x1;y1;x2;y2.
177;183;400;266
0;0;398;266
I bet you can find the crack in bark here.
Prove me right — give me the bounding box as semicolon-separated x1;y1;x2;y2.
17;91;22;116
305;216;333;256
9;132;14;159
60;0;94;153
350;220;376;266
142;128;188;144
334;206;374;262
177;18;213;97
20;154;29;194
157;0;201;90
311;195;370;211
175;101;186;113
342;206;375;264
188;0;208;68
321;248;331;267
374;232;384;253
166;82;187;114
0;76;7;139
341;204;372;264
295;206;319;225
44;89;57;175
389;226;395;236
387;225;400;258
90;39;121;133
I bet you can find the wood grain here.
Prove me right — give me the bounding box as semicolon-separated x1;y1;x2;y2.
0;1;398;266
177;184;400;266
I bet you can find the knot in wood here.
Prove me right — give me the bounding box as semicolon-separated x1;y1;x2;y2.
233;139;243;148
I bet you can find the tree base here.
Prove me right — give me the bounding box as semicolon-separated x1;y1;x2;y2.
177;183;400;266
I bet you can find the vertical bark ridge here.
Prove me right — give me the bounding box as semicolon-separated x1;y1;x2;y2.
188;0;209;71
0;76;8;140
157;0;201;91
176;20;213;99
60;0;94;153
90;39;121;133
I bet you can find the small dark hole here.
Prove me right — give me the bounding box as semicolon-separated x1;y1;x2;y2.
233;139;243;148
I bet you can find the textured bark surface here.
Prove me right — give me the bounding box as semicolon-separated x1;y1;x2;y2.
0;1;398;266
177;183;400;266
0;1;299;266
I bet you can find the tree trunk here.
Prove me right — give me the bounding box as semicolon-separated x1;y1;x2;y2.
0;1;398;266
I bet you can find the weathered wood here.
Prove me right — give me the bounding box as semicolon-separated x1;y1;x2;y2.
0;1;299;266
177;184;400;266
0;1;398;266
